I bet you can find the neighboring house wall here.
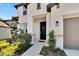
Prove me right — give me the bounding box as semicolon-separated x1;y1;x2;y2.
0;21;11;39
0;27;10;39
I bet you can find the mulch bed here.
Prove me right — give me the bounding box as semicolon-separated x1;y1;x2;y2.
40;46;66;56
16;44;33;56
40;46;56;56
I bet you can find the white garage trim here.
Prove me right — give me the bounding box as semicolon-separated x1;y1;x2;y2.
63;13;79;19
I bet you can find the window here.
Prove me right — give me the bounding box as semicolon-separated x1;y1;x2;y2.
23;10;27;15
37;3;41;9
20;23;27;33
20;29;24;33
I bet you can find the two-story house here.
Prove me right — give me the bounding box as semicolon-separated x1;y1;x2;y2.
15;3;79;55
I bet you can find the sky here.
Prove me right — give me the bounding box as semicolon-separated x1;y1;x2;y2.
0;3;16;20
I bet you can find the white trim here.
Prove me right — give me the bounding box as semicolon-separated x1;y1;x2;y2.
63;13;79;19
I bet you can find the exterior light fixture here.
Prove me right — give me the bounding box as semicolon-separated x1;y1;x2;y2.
56;21;59;26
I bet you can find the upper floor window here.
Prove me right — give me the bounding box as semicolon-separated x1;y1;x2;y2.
23;10;27;15
37;3;41;9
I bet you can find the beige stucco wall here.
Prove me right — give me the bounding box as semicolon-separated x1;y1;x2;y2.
17;3;48;34
17;3;79;49
17;6;27;23
51;5;63;49
33;17;46;43
17;6;27;33
27;3;48;15
16;3;79;55
50;3;79;49
26;3;49;44
61;3;79;15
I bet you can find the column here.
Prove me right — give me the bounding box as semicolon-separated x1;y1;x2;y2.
45;12;51;46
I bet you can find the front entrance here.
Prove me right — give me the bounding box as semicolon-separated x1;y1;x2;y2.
40;21;46;40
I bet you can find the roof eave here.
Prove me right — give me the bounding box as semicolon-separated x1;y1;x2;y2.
47;3;59;12
14;3;30;9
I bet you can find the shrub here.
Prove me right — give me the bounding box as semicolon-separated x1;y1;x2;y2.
0;46;16;56
11;41;21;49
17;33;31;44
0;33;32;56
11;33;17;42
16;33;32;52
55;48;66;56
0;40;10;50
48;30;56;50
0;41;21;56
40;46;51;56
40;30;66;56
18;33;32;44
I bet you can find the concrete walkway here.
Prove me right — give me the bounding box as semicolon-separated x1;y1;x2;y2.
21;42;44;56
64;49;79;56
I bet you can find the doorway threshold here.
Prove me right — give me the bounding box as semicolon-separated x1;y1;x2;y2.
39;40;45;42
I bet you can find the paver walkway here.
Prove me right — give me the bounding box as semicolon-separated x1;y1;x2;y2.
21;42;44;56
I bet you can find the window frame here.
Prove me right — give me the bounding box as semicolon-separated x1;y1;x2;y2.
37;3;41;10
23;10;27;15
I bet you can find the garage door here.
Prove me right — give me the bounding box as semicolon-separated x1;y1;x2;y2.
64;17;79;50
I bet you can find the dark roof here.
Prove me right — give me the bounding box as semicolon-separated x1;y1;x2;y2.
0;18;15;29
0;20;13;28
0;20;13;22
14;3;30;9
0;16;19;29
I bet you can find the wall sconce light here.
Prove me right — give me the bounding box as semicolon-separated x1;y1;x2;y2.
56;21;59;26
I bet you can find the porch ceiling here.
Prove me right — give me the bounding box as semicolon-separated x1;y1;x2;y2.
33;13;46;19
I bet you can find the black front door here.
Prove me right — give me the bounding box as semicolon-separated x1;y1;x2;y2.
40;21;46;40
